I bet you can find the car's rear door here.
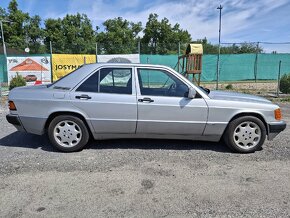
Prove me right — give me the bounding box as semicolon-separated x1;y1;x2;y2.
135;67;208;136
70;67;137;134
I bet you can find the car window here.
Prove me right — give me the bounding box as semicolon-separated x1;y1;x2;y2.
137;69;189;97
76;68;132;94
76;70;99;92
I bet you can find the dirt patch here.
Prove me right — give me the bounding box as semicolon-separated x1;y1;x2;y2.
201;81;278;94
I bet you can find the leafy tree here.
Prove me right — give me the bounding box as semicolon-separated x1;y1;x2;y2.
194;38;263;54
24;15;46;53
0;0;265;55
141;13;191;54
0;0;29;52
44;13;96;54
194;38;218;54
44;18;64;53
96;17;142;54
238;43;263;54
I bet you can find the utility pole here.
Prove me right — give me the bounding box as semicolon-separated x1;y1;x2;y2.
95;43;98;63
254;42;259;82
277;60;282;97
216;5;223;90
49;41;53;82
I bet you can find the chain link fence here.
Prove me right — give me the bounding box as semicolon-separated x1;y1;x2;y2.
1;41;290;96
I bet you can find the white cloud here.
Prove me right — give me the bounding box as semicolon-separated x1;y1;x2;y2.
41;0;290;51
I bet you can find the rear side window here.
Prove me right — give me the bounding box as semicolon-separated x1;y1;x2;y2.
76;68;132;94
76;71;99;92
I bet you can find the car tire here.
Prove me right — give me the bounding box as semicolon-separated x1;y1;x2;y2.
223;116;266;153
48;115;90;152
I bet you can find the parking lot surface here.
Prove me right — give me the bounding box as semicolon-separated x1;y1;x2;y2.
0;103;290;217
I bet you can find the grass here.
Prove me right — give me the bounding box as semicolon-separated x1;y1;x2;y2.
272;97;290;103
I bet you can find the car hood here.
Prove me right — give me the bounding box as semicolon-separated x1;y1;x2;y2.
208;90;271;104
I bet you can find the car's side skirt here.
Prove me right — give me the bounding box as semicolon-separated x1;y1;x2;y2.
92;133;221;142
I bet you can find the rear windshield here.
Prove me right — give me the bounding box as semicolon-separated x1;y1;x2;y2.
47;66;84;88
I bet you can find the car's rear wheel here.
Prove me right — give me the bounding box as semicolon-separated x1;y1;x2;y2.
48;115;89;152
223;116;266;153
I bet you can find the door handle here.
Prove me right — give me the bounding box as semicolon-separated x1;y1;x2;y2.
75;94;92;100
138;97;154;103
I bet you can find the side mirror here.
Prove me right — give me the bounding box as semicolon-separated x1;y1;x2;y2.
187;88;196;99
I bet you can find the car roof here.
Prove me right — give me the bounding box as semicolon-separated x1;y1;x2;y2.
85;62;168;68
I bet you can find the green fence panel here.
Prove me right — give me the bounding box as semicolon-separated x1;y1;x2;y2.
140;54;290;82
219;54;256;81
0;54;7;83
140;54;178;70
257;54;290;80
201;55;217;82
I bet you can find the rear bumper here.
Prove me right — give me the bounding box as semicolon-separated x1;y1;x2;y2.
6;114;26;132
268;121;286;140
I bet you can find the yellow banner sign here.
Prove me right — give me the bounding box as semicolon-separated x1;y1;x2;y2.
52;54;96;81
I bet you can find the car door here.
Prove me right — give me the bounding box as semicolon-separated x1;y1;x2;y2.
136;67;208;136
70;67;137;134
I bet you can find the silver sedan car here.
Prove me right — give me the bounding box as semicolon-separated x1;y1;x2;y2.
6;63;286;153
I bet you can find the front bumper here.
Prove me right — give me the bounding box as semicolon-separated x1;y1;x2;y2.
268;121;286;140
6;114;21;126
6;114;26;132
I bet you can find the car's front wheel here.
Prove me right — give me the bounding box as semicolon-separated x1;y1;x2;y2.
223;116;266;153
48;115;90;152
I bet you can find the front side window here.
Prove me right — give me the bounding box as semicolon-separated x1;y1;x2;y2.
76;68;132;94
137;69;188;97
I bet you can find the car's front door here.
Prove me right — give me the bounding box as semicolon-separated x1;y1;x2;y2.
70;67;137;134
136;68;208;136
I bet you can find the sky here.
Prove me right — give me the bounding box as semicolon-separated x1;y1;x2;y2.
1;0;290;52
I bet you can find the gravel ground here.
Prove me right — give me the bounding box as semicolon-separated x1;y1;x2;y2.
0;103;290;217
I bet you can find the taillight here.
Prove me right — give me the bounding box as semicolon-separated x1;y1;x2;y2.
274;108;282;120
8;101;17;111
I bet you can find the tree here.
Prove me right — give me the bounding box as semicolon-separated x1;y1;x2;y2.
44;13;96;54
23;15;46;53
194;38;218;54
194;38;263;54
238;43;263;54
142;13;191;54
44;18;65;53
0;0;29;52
96;17;142;54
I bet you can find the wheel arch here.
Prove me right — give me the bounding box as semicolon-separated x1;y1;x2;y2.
224;112;268;136
44;111;93;137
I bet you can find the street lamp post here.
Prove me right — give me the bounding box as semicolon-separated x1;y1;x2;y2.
216;5;223;90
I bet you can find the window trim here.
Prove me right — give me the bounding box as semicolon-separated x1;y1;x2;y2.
136;67;189;98
73;67;134;95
